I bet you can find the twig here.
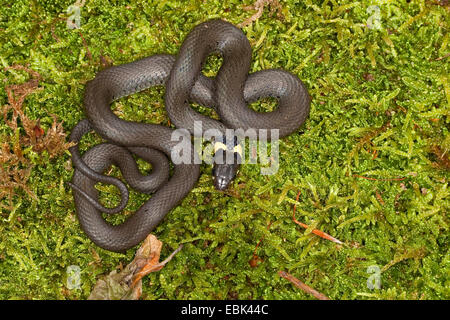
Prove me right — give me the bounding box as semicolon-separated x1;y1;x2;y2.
157;244;184;267
435;52;450;61
292;190;343;245
278;271;330;300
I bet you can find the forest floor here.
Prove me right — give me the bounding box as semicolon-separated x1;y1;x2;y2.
0;0;448;299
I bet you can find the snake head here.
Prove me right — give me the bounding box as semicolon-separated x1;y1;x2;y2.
212;136;242;191
212;161;240;191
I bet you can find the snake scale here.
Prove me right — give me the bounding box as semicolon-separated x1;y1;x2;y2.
69;19;310;252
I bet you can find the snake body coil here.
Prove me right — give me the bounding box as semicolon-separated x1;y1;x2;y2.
70;20;310;252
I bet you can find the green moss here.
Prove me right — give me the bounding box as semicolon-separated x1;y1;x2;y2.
0;0;448;299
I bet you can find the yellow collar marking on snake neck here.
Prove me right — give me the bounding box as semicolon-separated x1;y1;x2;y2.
214;141;243;157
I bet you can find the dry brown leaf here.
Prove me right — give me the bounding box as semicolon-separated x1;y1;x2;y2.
88;234;183;300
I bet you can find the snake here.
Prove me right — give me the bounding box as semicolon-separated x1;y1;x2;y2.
69;19;310;252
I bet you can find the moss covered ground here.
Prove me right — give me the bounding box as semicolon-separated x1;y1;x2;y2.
0;0;448;300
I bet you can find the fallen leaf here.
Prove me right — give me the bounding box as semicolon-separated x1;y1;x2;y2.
88;234;183;300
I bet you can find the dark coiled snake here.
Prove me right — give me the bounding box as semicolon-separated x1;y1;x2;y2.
69;19;310;252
